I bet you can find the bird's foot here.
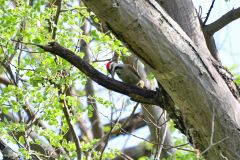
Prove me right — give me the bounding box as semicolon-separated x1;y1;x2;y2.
137;80;145;88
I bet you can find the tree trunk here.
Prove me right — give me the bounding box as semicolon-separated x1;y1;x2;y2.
82;0;240;159
159;0;219;61
158;0;208;52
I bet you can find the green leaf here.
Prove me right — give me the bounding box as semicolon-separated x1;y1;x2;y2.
91;30;99;38
19;136;25;144
103;126;111;132
32;37;42;43
36;139;41;145
2;106;9;114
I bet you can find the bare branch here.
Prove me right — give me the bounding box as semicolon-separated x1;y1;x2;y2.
52;0;62;40
2;61;17;85
203;0;215;25
100;100;125;159
0;76;13;86
113;144;151;160
120;103;139;129
104;112;146;137
155;110;167;159
118;152;134;160
204;7;240;35
201;108;229;155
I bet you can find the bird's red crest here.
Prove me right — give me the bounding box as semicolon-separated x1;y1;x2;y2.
106;61;112;72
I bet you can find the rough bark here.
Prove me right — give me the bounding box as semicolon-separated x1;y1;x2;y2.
82;0;240;159
158;0;209;53
159;0;220;61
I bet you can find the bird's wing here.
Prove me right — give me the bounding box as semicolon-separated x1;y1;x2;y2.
127;64;141;80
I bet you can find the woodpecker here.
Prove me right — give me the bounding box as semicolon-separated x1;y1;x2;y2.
106;61;144;87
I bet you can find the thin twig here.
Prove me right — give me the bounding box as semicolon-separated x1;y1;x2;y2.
119;128;157;145
99;99;125;159
16;42;23;85
9;63;35;71
0;76;12;85
2;59;17;86
220;151;229;160
16;48;45;53
201;108;229;155
164;143;189;150
119;152;134;160
52;0;62;40
62;97;82;160
141;105;157;123
156;110;167;159
10;39;39;46
60;7;84;12
121;103;139;128
141;106;169;129
120;104;139;151
203;0;215;25
93;104;194;152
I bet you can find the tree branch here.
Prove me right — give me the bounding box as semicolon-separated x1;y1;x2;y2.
0;139;19;159
1;112;58;159
0;76;12;86
105;112;146;137
203;0;215;25
204;7;240;35
100;101;124;159
62;97;82;160
52;0;62;40
113;143;151;160
36;42;163;106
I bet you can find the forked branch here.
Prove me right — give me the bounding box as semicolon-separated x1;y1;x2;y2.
204;7;240;35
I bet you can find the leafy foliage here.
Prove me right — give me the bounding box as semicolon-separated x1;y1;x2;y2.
0;0;119;159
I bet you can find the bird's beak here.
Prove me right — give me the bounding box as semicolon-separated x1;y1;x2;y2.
110;63;116;78
110;68;115;78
